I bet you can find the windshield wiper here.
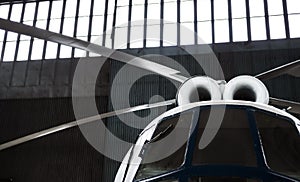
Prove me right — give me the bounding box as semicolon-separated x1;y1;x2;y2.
147;124;174;144
138;124;174;158
122;124;174;182
121;124;160;182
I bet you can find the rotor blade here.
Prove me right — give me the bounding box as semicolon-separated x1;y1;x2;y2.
255;59;300;80
269;97;300;115
288;65;300;77
0;99;175;151
0;18;187;83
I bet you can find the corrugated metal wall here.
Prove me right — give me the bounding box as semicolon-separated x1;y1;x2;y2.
0;97;107;182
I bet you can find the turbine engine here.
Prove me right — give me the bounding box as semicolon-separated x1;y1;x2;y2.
223;75;269;104
176;76;222;105
176;75;269;105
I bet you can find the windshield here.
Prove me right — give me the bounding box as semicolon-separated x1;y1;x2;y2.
135;111;195;180
255;111;300;180
192;108;257;166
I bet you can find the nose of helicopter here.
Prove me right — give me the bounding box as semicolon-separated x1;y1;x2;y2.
116;103;300;182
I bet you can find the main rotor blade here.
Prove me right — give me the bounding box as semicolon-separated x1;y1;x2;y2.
0;18;187;83
255;59;300;80
269;97;300;115
0;99;175;151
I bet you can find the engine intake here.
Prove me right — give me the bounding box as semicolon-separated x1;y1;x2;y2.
176;76;222;105
223;75;269;104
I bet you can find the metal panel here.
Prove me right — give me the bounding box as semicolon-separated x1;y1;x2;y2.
11;61;27;86
25;61;42;86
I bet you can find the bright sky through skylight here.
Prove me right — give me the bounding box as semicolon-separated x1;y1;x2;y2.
0;0;299;61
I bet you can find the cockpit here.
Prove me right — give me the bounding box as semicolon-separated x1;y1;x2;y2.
115;102;300;182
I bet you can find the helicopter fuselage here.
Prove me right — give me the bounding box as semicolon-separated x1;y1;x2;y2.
115;101;300;182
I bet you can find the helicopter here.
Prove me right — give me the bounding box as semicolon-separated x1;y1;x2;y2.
114;76;300;182
0;18;300;182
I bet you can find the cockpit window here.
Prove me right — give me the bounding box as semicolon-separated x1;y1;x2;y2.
192;108;257;166
255;111;300;180
135;111;195;180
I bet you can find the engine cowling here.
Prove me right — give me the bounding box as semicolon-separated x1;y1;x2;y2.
176;76;222;105
223;75;269;104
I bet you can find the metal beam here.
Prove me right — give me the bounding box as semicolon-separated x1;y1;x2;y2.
263;0;271;40
245;0;251;41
